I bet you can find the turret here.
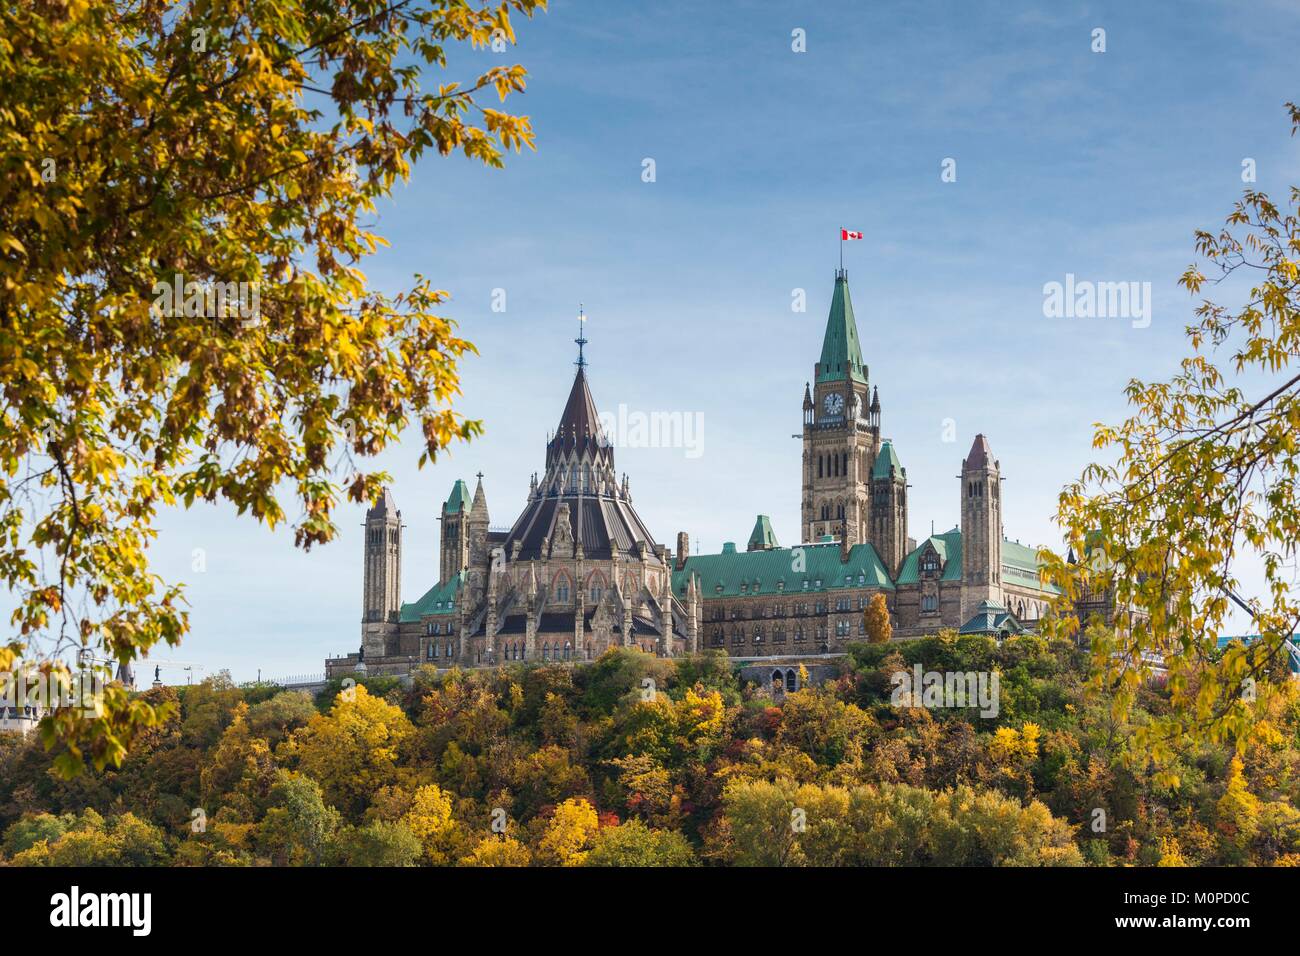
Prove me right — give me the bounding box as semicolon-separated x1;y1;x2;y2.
747;514;779;552
438;479;471;584
960;434;1003;616
362;487;402;659
869;440;907;576
467;474;490;569
363;488;402;624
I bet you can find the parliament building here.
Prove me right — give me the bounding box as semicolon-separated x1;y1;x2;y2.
326;271;1061;678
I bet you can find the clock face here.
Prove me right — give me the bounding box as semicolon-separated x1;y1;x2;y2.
823;393;844;416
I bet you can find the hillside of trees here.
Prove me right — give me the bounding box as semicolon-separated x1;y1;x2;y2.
2;632;1298;866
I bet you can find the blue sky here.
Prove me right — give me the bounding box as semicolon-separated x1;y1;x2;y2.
144;0;1300;682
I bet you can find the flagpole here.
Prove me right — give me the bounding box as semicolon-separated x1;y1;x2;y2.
839;228;843;272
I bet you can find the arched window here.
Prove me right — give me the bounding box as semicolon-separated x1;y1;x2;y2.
543;643;551;661
786;670;797;692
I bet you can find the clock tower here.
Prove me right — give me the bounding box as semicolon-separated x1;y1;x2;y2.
801;270;881;546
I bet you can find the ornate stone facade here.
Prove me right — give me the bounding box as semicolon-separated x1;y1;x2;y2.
328;271;1065;678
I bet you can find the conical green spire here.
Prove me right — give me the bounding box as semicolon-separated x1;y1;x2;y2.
747;514;779;551
817;272;867;385
444;479;470;514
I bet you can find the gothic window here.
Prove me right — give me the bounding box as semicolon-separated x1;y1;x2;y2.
794;627;806;643
921;552;940;575
427;644;436;660
773;628;786;644
922;595;938;613
712;629;724;647
563;643;572;660
786;670;797;692
731;629;744;646
445;643;453;658
753;627;762;644
543;643;551;661
590;586;602;603
818;456;823;478
557;583;570;602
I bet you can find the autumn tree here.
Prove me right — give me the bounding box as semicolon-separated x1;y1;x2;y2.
1044;101;1300;770
288;685;413;817
864;592;892;644
0;0;544;774
536;796;599;866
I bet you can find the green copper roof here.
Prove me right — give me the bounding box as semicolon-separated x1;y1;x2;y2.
895;530;1059;594
399;573;463;622
673;540;894;598
444;479;470;514
959;600;1023;636
897;528;964;585
747;515;779;551
872;440;904;480
1001;538;1059;594
817;275;868;385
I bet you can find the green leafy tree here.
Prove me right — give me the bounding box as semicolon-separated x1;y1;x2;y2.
256;770;340;866
1045;102;1300;771
585;818;697;867
0;0;545;775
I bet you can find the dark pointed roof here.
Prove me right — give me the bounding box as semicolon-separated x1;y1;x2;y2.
964;434;993;471
502;366;661;562
546;367;612;468
367;487;398;519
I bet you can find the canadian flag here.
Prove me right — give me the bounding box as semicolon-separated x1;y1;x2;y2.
841;229;864;240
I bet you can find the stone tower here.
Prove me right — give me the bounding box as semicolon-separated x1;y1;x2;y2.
869;439;908;576
438;479;471;585
960;434;1002;616
362;487;401;657
467;476;490;601
801;271;879;544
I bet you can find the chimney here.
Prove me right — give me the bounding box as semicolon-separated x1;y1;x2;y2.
676;531;690;570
